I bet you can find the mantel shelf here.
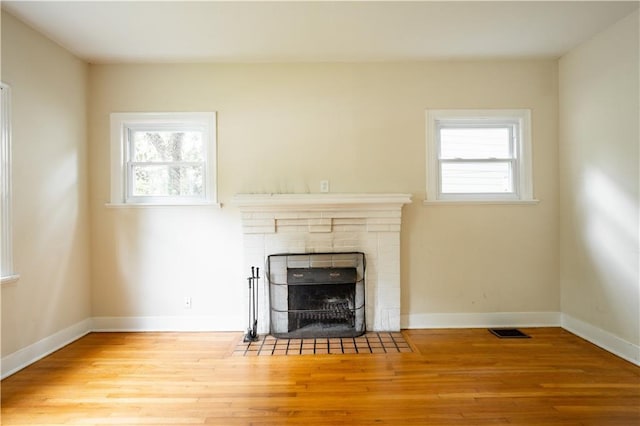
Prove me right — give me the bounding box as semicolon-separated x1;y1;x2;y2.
231;193;412;211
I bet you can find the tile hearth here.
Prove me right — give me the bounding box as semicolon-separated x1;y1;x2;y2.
233;332;413;356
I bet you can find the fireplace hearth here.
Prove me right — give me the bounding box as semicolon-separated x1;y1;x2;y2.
267;252;366;338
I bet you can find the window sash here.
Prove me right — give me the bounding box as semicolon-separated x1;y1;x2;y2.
127;127;207;163
126;162;207;201
125;127;208;202
436;122;519;198
437;123;517;161
438;159;518;196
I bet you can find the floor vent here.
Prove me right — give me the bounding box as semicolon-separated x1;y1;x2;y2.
489;328;531;338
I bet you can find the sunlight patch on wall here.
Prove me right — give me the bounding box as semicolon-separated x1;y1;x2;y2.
581;168;639;291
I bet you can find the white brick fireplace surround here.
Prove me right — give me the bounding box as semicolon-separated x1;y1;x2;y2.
232;193;412;334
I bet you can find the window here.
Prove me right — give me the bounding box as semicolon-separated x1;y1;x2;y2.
110;112;217;205
1;83;18;284
426;109;534;203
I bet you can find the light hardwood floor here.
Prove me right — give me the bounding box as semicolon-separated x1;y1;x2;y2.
1;328;639;425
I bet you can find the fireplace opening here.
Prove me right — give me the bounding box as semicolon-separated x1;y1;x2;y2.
267;253;365;338
287;268;356;333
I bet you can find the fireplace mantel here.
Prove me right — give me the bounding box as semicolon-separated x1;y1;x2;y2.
232;193;412;211
233;192;412;332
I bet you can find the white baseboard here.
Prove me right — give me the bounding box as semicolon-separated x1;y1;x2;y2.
401;311;561;329
561;314;640;366
91;315;244;332
4;312;636;379
1;318;93;379
1;315;243;379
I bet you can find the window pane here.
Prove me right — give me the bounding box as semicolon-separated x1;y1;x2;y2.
132;131;204;162
441;162;513;193
440;127;511;159
132;165;204;197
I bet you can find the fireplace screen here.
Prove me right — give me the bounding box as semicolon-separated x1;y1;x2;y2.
267;252;365;338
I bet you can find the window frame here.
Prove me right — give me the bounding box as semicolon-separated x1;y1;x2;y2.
110;112;217;206
426;109;535;203
1;83;19;284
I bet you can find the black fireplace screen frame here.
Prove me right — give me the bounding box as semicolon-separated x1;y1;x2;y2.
266;252;366;339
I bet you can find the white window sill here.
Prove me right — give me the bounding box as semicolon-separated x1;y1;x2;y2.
1;274;20;286
105;202;222;209
423;199;540;206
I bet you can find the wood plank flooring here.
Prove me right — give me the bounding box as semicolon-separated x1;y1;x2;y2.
1;328;639;425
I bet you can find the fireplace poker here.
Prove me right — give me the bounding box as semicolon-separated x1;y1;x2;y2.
252;267;260;339
253;267;260;338
244;274;253;342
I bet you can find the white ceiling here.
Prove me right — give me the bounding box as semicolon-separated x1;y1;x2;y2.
3;1;638;63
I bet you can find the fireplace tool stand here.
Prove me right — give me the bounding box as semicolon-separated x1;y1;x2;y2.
244;266;260;342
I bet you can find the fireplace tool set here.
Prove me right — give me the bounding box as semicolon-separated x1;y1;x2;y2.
244;266;260;342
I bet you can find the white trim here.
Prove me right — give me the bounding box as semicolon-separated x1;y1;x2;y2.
1;316;242;378
423;199;540;206
562;314;640;366
1;83;17;282
3;313;637;378
401;311;639;366
401;311;561;329
91;315;244;332
1;318;93;379
231;193;412;211
110;112;217;205
426;109;534;203
105;202;222;209
1;274;20;285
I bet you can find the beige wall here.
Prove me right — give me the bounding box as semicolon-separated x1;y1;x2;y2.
4;2;638;372
559;11;640;346
0;9;565;364
88;60;559;327
1;12;91;356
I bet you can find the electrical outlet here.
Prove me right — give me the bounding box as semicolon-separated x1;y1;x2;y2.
184;297;192;309
320;180;330;193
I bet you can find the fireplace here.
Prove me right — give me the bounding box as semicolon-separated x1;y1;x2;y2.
232;193;412;334
267;252;365;338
